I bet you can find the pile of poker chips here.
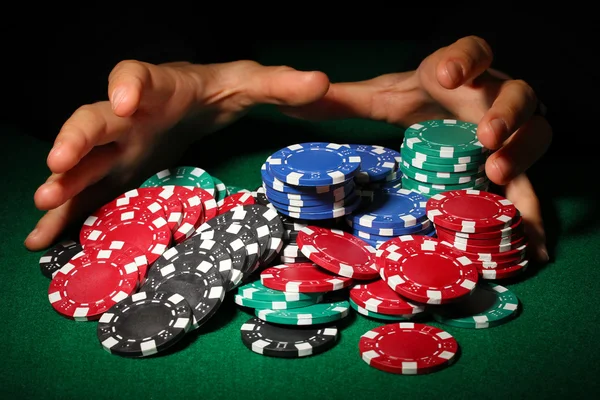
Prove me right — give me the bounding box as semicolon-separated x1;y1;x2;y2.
399;119;490;197
38;123;531;372
426;190;529;280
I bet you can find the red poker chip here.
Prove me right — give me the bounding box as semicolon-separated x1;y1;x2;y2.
217;192;255;215
450;243;528;263
437;217;524;240
117;187;184;234
350;280;425;315
379;235;479;304
359;322;458;375
296;226;379;280
163;186;205;243
426;190;519;233
260;262;354;293
436;227;525;247
103;240;149;283
79;208;171;265
478;259;529;280
442;235;527;254
472;252;527;269
48;245;139;321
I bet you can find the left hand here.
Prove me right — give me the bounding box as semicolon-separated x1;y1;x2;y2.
282;36;553;263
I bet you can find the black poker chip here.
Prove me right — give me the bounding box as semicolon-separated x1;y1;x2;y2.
240;317;339;358
142;250;226;330
196;229;247;291
39;240;83;279
97;290;192;358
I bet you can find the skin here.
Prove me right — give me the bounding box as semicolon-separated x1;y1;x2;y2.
26;36;552;263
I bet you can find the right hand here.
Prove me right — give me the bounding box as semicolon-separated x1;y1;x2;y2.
25;60;330;251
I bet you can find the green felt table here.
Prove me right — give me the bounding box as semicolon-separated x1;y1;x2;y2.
2;41;599;400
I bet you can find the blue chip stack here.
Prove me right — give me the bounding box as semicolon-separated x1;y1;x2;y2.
345;187;436;249
258;142;365;264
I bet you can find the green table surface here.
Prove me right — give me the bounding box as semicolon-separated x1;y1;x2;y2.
2;41;599;400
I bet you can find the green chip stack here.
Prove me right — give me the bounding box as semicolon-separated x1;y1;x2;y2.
399;119;490;197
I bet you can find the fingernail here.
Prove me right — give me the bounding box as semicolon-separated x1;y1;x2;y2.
445;61;463;85
489;119;507;137
538;246;550;262
111;88;127;111
49;141;62;158
26;228;38;241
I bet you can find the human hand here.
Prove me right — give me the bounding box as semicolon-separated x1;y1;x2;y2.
282;36;552;263
26;60;330;251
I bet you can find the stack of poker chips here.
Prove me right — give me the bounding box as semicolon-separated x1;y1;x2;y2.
426;190;529;280
399;119;490;197
345;188;435;249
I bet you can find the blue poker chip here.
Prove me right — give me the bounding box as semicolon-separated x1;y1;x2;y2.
261;163;347;195
352;223;434;242
266;143;362;186
346;218;432;236
263;181;355;206
348;144;400;183
274;194;362;220
268;192;360;213
348;188;428;229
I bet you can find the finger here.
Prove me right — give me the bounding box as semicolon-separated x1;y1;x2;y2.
503;173;549;263
433;35;494;89
25;201;77;251
108;60;190;117
217;61;330;108
485;116;553;185
36;144;120;211
477;79;538;149
48;101;132;174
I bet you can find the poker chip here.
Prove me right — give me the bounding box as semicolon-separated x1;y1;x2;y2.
403;119;487;158
261;163;349;195
237;280;323;302
140;166;216;196
226;186;251;194
400;143;487;165
352;223;434;243
212;176;228;201
346;218;432;237
197;229;247;290
217;192;256;215
296;227;379;280
348;188;428;229
400;160;486;185
349;299;414;321
378;235;479;304
234;293;323;310
347;144;399;183
479;259;529;280
39;240;83;279
401;175;489;197
401;144;484;173
104;240;149;283
256;300;350;325
444;216;524;240
276;195;362;220
240;317;338;358
97;290;192;357
264;181;354;204
266;143;362;186
261;263;354;293
349;280;425;315
142;250;225;329
212;223;260;281
79;207;171;265
426;190;519;233
252;186;270;206
359;322;458;374
432;282;520;328
48;245;139;321
119;187;184;234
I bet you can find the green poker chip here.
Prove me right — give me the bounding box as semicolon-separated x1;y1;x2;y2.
401;176;489;197
403;119;488;158
401;145;485;173
431;282;520;329
140;166;216;196
212;176;228;202
237;281;324;302
349;299;412;321
226;185;251;195
400;143;487;165
255;300;350;325
234;293;323;310
400;161;486;185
